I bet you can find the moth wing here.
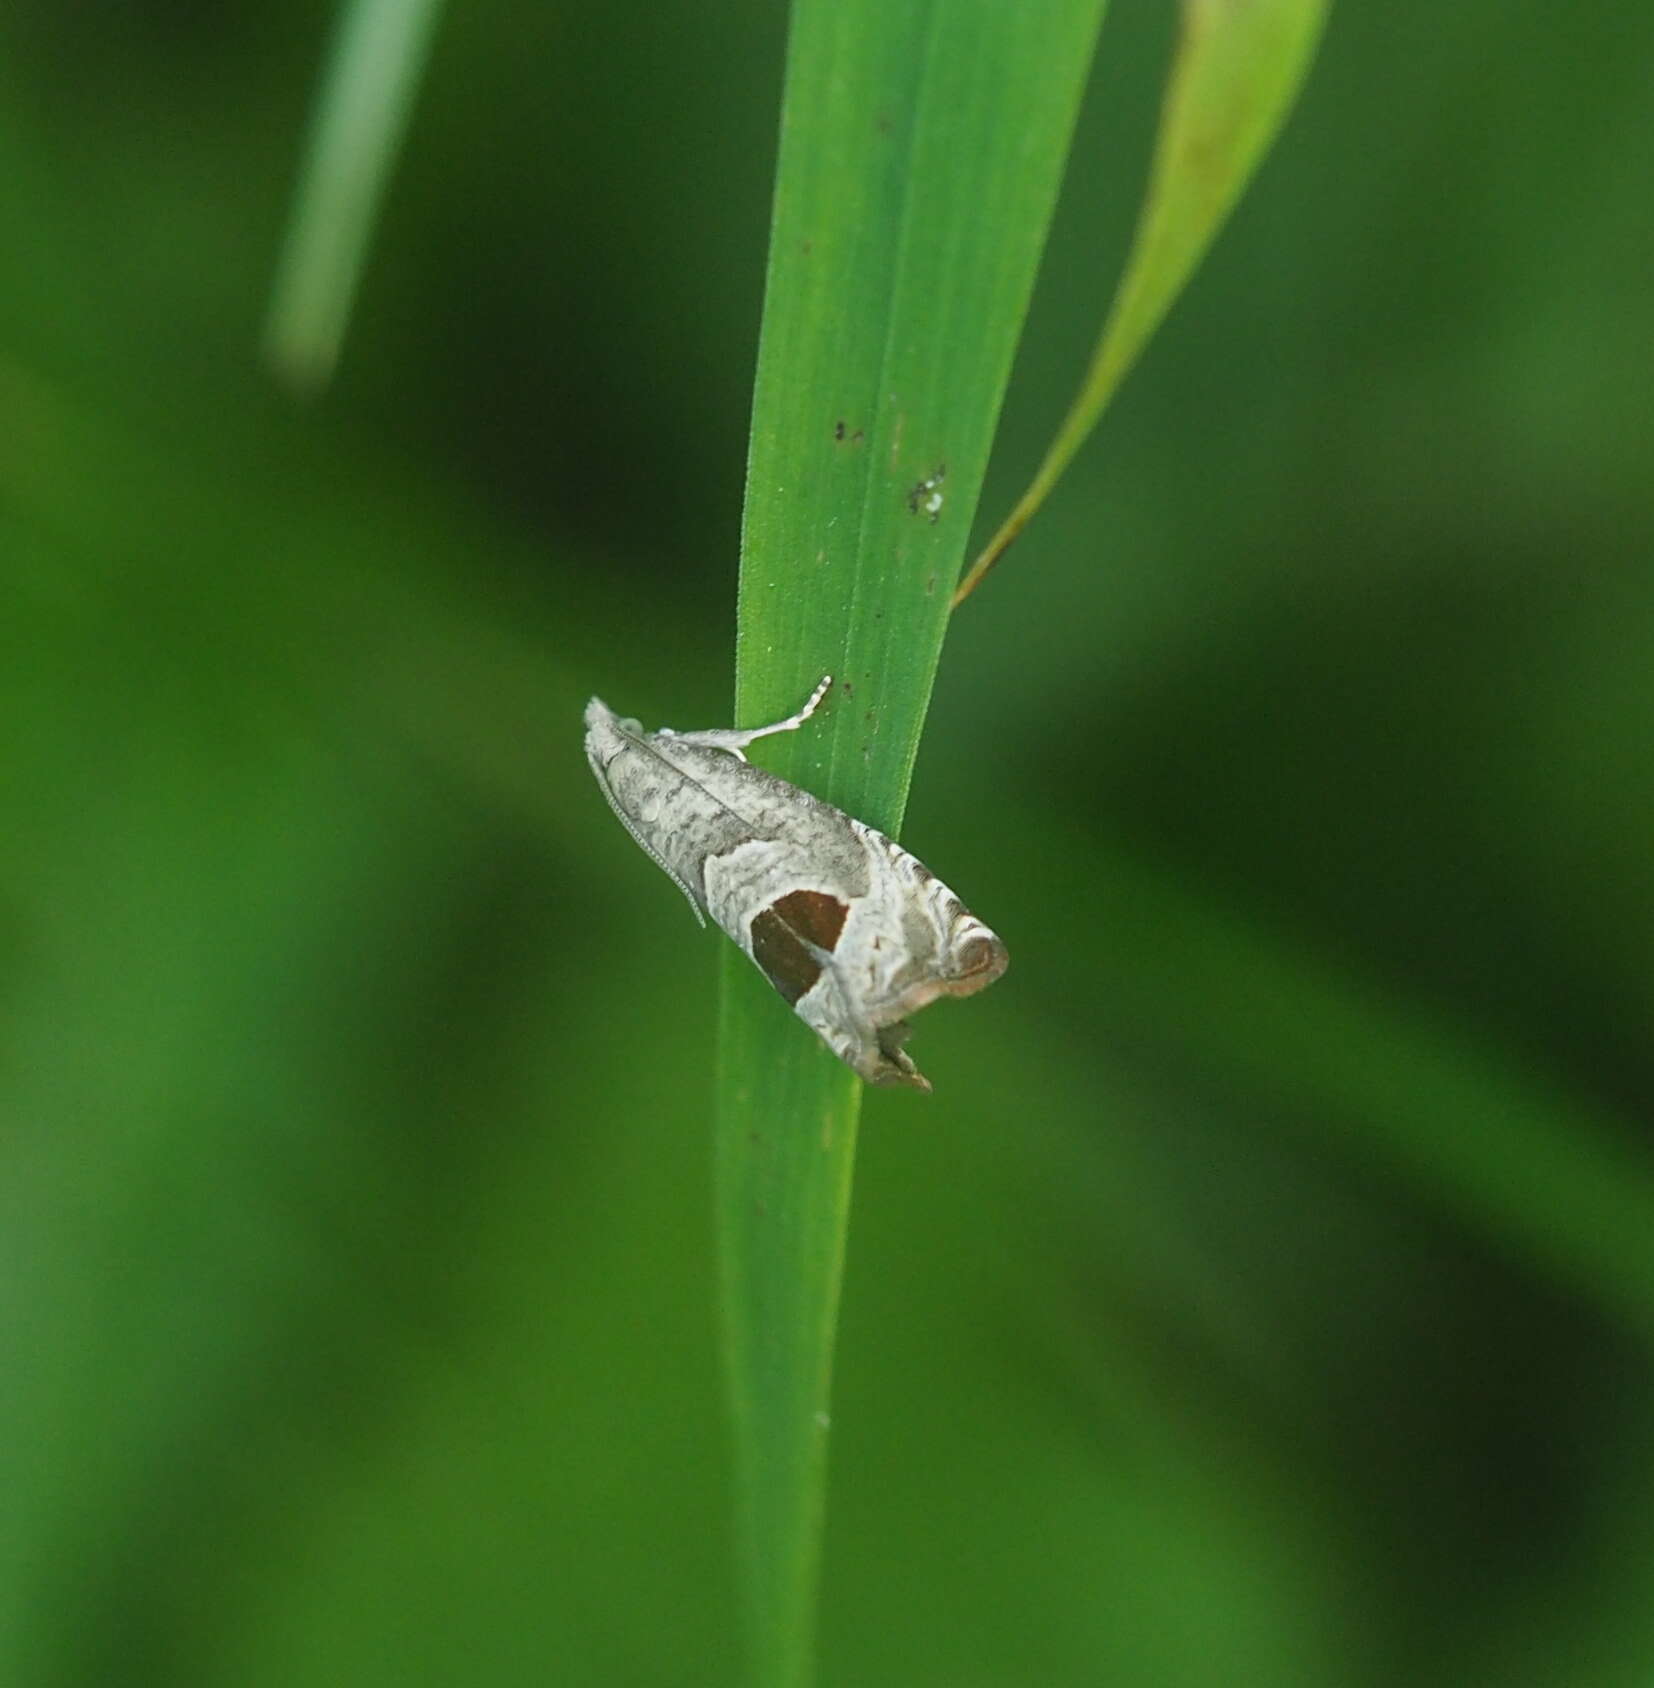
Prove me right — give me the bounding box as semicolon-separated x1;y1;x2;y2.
584;735;708;927
843;823;1008;1011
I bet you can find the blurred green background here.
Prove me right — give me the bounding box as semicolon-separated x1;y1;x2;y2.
5;2;1653;1684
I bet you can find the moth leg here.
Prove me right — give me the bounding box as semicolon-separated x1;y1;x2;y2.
658;674;831;761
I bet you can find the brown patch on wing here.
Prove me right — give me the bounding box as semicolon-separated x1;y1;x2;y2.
749;890;849;1005
772;889;848;951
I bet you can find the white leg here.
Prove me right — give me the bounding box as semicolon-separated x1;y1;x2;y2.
659;675;832;757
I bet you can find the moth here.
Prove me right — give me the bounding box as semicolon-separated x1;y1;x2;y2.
583;676;1007;1090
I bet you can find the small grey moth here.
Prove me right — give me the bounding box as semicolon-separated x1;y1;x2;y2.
583;676;1007;1090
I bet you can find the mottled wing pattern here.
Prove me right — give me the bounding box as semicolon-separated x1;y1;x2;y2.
584;684;1007;1090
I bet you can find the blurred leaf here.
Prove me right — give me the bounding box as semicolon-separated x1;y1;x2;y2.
716;3;1107;1684
1078;837;1654;1340
264;0;446;392
956;0;1330;604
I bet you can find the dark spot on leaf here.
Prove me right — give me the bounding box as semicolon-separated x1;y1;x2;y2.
906;462;947;521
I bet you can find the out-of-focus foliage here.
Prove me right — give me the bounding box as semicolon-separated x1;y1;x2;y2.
2;3;1651;1686
959;0;1328;601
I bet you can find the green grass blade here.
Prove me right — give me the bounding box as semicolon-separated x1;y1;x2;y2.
956;0;1330;604
263;0;445;393
716;4;1108;1684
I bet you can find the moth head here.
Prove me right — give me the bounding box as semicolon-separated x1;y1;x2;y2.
889;922;1008;1017
947;928;1009;995
856;920;1007;1087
